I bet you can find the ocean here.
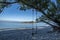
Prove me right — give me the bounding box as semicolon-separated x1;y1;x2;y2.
0;21;48;29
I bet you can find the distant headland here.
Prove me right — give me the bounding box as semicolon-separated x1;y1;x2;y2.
0;20;36;23
21;21;36;23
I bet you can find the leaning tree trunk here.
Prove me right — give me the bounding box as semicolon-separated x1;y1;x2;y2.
52;19;60;31
42;20;60;32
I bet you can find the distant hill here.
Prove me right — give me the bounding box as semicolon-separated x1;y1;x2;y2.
21;21;36;23
0;20;36;23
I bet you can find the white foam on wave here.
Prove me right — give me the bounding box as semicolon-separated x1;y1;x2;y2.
0;28;32;31
0;26;50;31
37;27;45;29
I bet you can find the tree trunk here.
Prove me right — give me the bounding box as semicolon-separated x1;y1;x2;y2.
52;26;60;32
42;20;60;32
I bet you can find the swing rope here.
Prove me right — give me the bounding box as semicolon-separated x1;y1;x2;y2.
32;9;38;36
31;0;34;36
32;0;37;37
35;10;37;34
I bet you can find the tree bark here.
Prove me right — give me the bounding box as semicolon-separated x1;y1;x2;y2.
42;20;60;31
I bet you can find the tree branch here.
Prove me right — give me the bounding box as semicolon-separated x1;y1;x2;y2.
0;2;17;4
20;0;59;25
42;20;57;28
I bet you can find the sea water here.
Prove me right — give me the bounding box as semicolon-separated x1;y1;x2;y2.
0;21;49;29
0;21;33;29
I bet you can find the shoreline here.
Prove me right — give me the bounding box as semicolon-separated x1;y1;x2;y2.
0;26;51;31
0;27;46;31
0;28;32;31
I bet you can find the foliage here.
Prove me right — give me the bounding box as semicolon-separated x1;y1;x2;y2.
0;0;60;29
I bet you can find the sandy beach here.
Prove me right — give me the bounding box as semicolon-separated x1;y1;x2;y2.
0;27;60;40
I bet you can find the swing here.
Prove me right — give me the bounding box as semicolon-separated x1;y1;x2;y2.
32;9;38;36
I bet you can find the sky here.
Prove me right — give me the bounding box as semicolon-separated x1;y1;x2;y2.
0;0;55;22
0;0;56;27
0;3;41;21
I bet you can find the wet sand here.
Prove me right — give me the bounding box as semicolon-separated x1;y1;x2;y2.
0;27;60;40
